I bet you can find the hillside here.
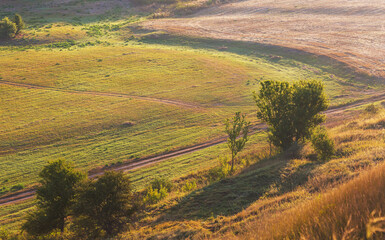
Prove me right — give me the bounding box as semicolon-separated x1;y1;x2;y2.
0;0;384;239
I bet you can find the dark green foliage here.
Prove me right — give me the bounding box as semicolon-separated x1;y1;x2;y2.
150;177;173;192
311;126;335;161
254;80;328;150
14;14;25;33
72;171;134;238
0;17;17;39
22;160;85;235
143;185;168;205
143;177;173;204
225;112;250;172
10;183;24;192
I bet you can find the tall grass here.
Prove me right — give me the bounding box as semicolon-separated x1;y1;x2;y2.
224;154;385;239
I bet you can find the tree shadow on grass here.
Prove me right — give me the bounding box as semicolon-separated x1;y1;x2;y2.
161;153;320;221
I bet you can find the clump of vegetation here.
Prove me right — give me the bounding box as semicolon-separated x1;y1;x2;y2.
182;180;197;192
22;160;86;235
14;14;25;34
310;126;335;161
254;80;328;150
72;171;135;238
0;17;17;39
225;112;250;172
143;177;173;204
150;177;173;192
143;185;168;205
208;156;231;181
364;103;380;115
0;14;24;39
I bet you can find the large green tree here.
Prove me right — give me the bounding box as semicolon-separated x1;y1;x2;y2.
225;112;250;172
22;160;85;235
254;80;328;150
72;171;135;238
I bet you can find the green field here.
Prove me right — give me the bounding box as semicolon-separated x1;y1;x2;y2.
0;0;382;234
1;39;367;190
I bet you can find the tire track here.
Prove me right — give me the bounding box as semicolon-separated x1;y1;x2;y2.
0;80;202;109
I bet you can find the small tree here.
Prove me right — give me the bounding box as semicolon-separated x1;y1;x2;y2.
254;80;295;149
225;112;250;173
311;126;335;161
14;14;25;33
0;17;17;39
72;171;135;238
23;160;85;235
254;80;328;150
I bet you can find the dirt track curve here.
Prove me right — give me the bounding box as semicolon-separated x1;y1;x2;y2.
0;80;202;109
143;0;385;79
1;91;385;206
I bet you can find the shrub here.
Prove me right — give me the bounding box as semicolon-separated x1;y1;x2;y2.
150;177;173;192
142;177;173;205
14;14;25;33
182;180;197;192
208;156;231;181
311;126;335;161
10;183;24;192
143;185;168;204
0;17;17;39
364;104;380;115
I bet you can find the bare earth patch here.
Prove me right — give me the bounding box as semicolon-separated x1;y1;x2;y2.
143;0;385;79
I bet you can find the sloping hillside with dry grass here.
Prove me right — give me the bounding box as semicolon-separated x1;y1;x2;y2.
118;104;385;239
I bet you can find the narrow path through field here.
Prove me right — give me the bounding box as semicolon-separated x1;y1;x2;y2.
0;80;202;109
1;91;385;206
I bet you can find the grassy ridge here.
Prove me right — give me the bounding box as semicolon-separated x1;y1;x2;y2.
122;106;385;239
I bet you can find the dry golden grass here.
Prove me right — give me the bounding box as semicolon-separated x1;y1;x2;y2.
222;155;385;240
120;107;385;239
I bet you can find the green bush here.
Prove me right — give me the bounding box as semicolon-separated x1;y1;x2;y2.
182;180;197;192
0;17;17;39
311;126;335;161
10;183;24;192
150;177;173;192
142;177;173;205
0;186;9;195
208;156;231;181
143;185;168;204
14;14;25;33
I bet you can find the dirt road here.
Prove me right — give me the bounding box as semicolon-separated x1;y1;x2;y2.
0;80;202;109
143;0;385;79
1;91;385;206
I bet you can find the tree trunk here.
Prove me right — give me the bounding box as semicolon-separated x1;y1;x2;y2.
230;154;234;173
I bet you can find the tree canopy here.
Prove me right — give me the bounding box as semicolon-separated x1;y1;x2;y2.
72;171;135;238
254;80;328;150
22;160;85;235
